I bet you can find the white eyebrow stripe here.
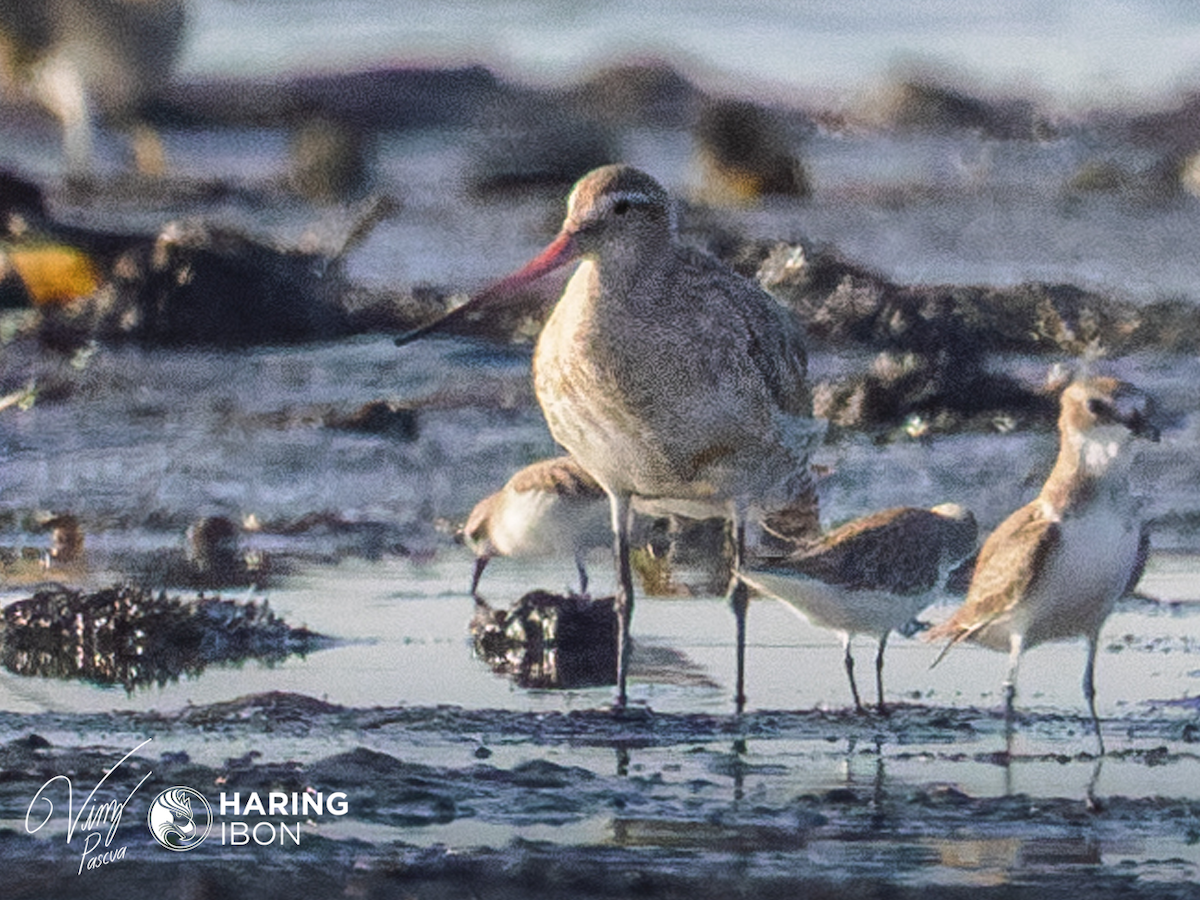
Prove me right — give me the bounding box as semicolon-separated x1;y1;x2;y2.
608;191;656;207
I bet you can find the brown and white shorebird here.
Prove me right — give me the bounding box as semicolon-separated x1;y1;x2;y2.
399;164;820;710
740;503;977;714
926;376;1160;752
462;455;611;598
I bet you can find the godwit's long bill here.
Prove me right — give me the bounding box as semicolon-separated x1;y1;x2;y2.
400;165;820;710
740;503;977;714
926;376;1159;753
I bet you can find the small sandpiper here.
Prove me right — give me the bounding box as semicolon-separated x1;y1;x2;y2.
926;376;1160;753
462;455;611;597
740;503;977;714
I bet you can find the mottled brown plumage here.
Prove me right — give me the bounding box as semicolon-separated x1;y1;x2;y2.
785;505;977;596
532;166;820;710
504;456;607;499
741;504;976;712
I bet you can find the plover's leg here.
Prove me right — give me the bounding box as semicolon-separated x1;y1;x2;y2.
875;632;890;715
1083;634;1105;756
842;633;864;713
470;556;489;598
611;492;635;711
1004;632;1023;756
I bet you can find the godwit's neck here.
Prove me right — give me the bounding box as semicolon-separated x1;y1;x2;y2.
590;237;674;311
1040;426;1134;516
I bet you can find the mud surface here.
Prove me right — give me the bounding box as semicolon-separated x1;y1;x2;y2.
4;691;1200;899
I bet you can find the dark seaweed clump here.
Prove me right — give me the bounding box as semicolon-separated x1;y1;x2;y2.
471;590;617;689
2;584;330;691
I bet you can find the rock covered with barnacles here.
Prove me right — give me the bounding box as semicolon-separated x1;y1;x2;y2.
757;240;1200;357
753;241;1200;432
1;585;330;691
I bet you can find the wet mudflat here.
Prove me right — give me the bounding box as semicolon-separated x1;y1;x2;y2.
3;688;1200;899
1;557;1199;898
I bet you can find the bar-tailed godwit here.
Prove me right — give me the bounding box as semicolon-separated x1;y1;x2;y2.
400;164;820;709
927;376;1160;752
740;503;977;713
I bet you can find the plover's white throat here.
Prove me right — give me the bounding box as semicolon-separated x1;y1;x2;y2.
927;376;1160;753
741;503;977;714
401;165;820;710
463;456;610;597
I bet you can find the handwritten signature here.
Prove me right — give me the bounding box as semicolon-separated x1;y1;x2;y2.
24;738;154;875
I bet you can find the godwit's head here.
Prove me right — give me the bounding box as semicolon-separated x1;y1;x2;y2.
561;164;673;257
477;165;673;294
394;165;673;344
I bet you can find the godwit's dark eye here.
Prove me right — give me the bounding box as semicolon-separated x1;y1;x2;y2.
613;199;630;215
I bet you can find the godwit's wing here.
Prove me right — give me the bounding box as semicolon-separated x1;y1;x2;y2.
674;246;810;418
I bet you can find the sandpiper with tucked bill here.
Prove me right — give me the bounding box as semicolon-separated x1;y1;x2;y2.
740;503;977;714
462;455;611;598
926;376;1160;754
399;164;822;711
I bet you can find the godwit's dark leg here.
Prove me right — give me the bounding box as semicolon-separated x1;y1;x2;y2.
574;550;589;597
727;516;749;714
875;632;890;715
1083;634;1104;756
611;492;635;710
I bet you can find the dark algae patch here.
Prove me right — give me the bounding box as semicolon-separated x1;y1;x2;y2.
1;586;332;690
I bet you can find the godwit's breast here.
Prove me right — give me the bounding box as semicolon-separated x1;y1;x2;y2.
534;254;814;510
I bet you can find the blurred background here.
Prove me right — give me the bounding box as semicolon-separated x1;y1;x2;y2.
176;0;1200;107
